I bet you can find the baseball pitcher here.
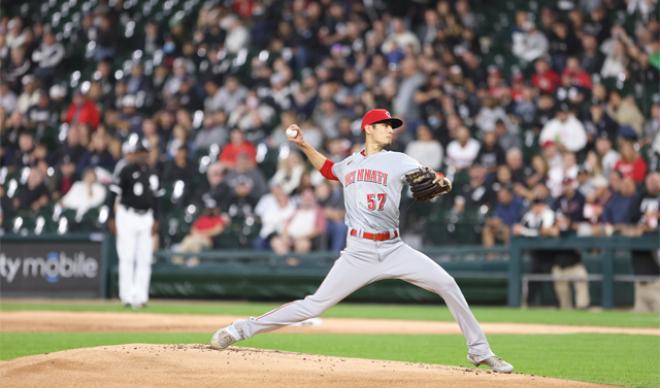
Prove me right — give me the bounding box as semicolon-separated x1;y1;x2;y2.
210;109;513;373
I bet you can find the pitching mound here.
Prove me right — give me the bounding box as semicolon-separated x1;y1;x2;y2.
0;344;610;388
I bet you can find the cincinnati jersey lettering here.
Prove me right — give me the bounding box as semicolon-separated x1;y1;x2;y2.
344;168;389;187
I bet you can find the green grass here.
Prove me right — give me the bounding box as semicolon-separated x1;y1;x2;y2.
1;300;659;328
1;332;658;388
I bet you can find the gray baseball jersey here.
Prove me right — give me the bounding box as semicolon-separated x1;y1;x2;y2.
332;150;421;231
227;149;496;362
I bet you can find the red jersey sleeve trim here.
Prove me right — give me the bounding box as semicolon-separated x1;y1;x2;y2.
320;159;338;181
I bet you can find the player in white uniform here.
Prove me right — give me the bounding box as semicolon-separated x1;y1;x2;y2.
210;109;513;373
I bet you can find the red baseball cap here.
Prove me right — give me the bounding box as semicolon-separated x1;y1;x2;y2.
360;109;403;131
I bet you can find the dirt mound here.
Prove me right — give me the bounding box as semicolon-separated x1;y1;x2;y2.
0;344;610;388
1;311;658;336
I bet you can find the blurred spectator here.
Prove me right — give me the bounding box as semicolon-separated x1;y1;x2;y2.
13;168;50;211
254;184;296;250
0;81;17;113
607;91;645;135
619;173;660;312
539;103;587;152
221;15;249;54
225;153;268;213
200;162;231;212
78;129;118;177
219;128;257;167
614;137;647;183
217;76;248;114
513;197;558;306
315;181;347;252
532;58;560;94
271;188;327;255
16;76;39;114
31;28;64;87
405;124;443;171
512;16;548;64
52;156;78;200
162;146;195;183
583;103;619;144
60;168;106;218
194;112;228;151
64;90;101;129
270;152;305;195
175;198;229;266
482;186;523;247
475;132;505;175
602;174;636;226
446;126;480;171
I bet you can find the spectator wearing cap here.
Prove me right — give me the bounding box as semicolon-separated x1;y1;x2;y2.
614;133;647;183
539;103;587;152
65;90;101;129
31;29;64;87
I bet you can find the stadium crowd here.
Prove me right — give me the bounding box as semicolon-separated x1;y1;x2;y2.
0;0;658;267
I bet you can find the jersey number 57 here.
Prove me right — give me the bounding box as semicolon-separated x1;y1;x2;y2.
366;193;386;211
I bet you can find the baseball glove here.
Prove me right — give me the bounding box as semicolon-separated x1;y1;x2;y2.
405;167;452;201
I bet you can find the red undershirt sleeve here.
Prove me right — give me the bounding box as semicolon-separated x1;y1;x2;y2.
320;159;338;181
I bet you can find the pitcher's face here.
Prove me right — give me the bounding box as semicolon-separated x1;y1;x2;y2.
366;123;394;147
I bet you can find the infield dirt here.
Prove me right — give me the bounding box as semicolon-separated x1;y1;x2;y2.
0;344;614;388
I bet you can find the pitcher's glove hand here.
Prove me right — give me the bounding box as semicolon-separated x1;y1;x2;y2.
405;167;452;201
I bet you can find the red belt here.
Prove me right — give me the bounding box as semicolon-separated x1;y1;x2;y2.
349;228;399;241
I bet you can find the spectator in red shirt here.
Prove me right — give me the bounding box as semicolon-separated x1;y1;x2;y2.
175;198;229;266
219;128;256;167
614;136;647;184
561;56;592;90
531;57;560;94
64;90;100;129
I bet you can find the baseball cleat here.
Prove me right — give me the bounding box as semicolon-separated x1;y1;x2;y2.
210;326;239;350
467;354;514;373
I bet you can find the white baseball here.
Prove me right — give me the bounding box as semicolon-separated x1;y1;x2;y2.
286;127;298;138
